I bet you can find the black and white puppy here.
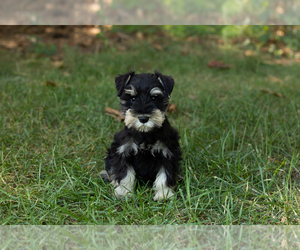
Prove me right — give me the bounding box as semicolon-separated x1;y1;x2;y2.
104;71;182;201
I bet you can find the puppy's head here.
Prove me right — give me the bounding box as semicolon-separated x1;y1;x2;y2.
115;71;174;132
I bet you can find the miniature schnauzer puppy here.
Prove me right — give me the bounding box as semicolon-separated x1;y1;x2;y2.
104;71;182;201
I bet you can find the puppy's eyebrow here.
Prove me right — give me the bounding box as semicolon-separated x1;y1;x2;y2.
150;87;163;96
124;85;137;96
125;75;132;85
157;77;165;90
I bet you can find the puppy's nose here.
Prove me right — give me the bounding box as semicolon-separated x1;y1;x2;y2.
138;116;149;123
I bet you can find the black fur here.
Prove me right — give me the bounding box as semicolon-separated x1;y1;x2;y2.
115;71;135;97
105;71;182;198
106;118;181;186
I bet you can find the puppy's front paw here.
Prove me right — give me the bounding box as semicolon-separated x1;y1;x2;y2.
114;185;133;198
111;167;135;198
153;188;174;201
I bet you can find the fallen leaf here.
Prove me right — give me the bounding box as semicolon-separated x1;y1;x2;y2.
153;44;163;50
87;27;101;35
261;88;284;98
0;39;19;49
167;103;177;113
136;32;144;40
261;88;272;94
267;75;283;84
244;50;257;56
45;27;55;33
53;61;64;68
46;81;57;87
207;60;232;69
273;92;284;98
105;107;124;121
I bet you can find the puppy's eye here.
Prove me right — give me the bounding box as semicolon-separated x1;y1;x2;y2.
131;97;136;102
151;96;157;101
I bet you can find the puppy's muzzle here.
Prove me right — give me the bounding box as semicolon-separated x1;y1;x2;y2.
138;116;149;124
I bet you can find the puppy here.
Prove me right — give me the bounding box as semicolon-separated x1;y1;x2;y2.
104;71;182;201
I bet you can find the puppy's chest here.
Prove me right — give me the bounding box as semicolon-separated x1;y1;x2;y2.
117;139;172;158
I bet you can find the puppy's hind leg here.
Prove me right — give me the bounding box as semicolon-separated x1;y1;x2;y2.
112;166;136;198
153;167;174;201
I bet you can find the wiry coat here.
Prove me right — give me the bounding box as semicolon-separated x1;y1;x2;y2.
106;118;181;186
105;71;182;200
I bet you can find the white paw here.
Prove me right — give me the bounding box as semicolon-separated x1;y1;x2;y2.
111;167;135;198
153;188;174;201
114;185;133;198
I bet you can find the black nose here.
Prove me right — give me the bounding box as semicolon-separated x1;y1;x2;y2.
138;116;149;123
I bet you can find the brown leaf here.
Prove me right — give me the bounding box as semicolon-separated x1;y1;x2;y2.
207;60;232;69
267;75;283;84
53;61;64;68
136;32;144;40
261;89;284;98
87;27;101;35
244;50;257;57
261;88;272;94
0;39;18;49
46;81;57;87
105;107;124;122
167;104;177;113
153;44;163;50
273;92;284;98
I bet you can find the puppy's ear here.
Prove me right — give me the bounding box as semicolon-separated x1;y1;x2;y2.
154;71;174;97
115;71;135;97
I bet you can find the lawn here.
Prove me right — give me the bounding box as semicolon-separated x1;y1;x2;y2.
1;35;300;225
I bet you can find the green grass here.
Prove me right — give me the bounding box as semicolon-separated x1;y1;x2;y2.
0;38;300;225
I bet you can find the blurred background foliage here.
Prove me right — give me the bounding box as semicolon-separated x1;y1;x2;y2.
1;0;300;25
107;0;300;24
111;25;300;58
1;25;300;61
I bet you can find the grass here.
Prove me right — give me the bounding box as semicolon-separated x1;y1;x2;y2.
0;37;300;225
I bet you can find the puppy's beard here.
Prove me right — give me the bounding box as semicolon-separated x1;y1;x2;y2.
124;109;165;132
